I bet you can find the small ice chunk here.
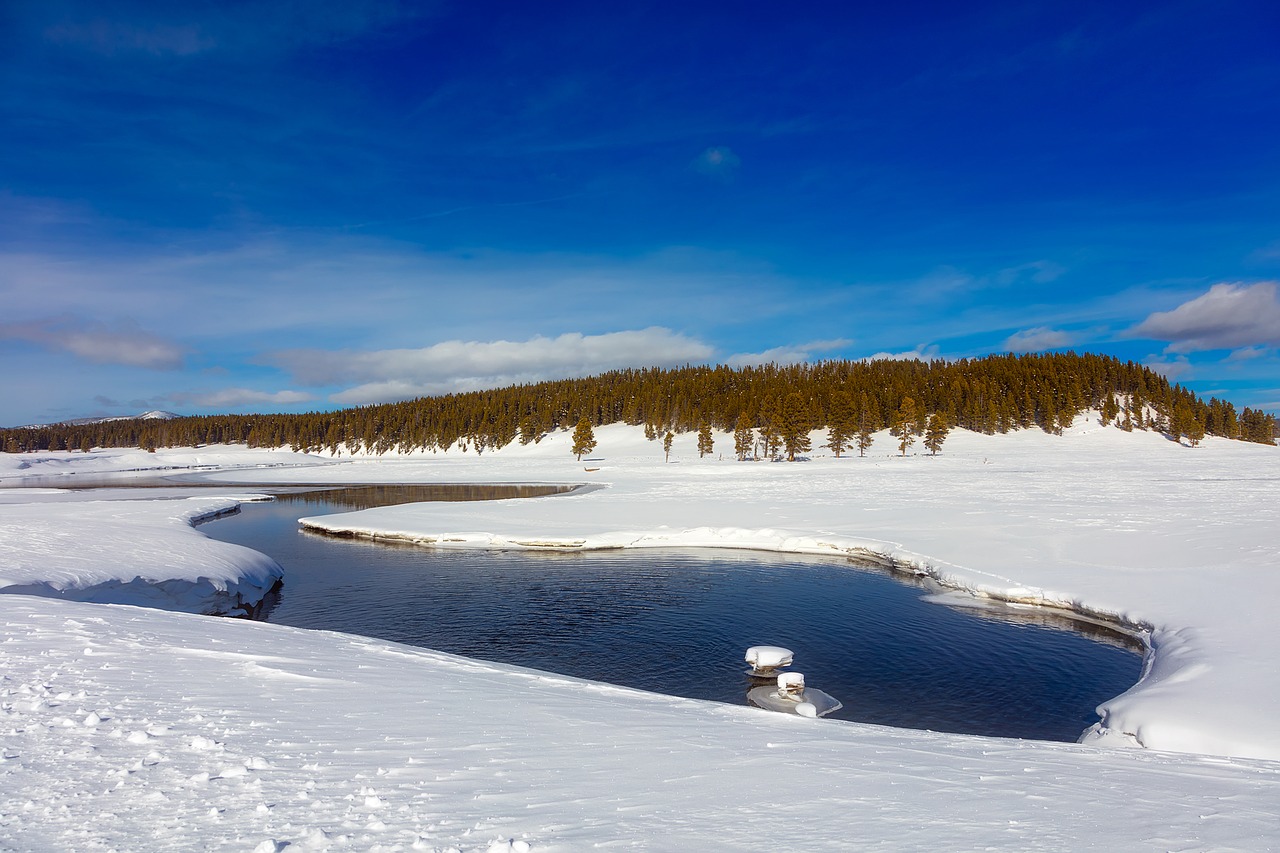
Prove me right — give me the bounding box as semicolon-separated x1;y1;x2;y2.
795;702;818;718
777;672;807;701
778;672;805;692
745;646;794;670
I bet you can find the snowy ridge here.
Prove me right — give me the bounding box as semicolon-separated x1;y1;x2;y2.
14;410;180;429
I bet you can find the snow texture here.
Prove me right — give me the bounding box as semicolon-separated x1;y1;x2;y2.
744;645;793;670
1;419;1279;849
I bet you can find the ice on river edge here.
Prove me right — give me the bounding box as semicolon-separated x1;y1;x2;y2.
1;419;1279;850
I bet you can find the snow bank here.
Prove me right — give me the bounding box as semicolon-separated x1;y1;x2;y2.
0;496;282;617
2;594;1277;851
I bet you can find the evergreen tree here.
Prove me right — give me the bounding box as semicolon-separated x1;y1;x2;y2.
891;397;918;456
779;392;812;461
571;416;597;461
1185;413;1206;447
825;390;854;457
733;411;754;461
855;392;876;457
663;430;675;462
758;396;782;460
923;412;950;456
856;423;874;457
1101;392;1120;425
697;423;714;458
3;352;1268;456
518;417;538;445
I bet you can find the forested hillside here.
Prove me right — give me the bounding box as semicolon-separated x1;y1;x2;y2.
3;353;1275;455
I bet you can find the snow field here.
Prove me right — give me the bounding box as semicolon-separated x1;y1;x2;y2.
2;595;1279;851
1;418;1279;848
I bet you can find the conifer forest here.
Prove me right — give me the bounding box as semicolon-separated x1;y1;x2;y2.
3;353;1275;456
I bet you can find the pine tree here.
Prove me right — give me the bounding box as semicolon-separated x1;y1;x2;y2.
697;423;714;458
758;397;782;460
1185;414;1206;447
733;411;754;461
923;412;950;456
1101;392;1120;426
856;423;874;457
855;392;876;457
779;392;812;461
571;416;597;461
825;390;854;457
519;417;538;445
891;397;918;456
663;430;675;462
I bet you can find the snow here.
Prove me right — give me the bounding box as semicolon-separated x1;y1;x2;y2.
744;645;793;671
0;497;282;616
1;417;1279;848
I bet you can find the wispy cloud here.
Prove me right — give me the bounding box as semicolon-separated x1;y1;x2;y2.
994;260;1067;286
0;316;185;369
725;338;852;368
906;261;1066;303
44;20;215;56
1002;326;1076;353
864;345;942;362
1130;281;1280;353
0;238;793;346
267;328;715;405
34;1;431;57
1227;345;1270;362
1144;355;1193;381
164;388;314;409
691;146;741;181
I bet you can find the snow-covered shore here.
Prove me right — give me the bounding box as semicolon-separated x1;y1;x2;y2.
2;420;1280;849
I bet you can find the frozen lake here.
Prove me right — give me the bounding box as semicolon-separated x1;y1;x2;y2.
197;485;1145;742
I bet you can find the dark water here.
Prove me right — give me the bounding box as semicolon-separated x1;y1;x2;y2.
203;488;1143;742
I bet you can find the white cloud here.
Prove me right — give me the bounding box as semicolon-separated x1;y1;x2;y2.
268;328;715;405
863;345;941;362
1227;346;1270;362
1002;326;1076;353
1130;282;1280;353
725;347;810;368
1144;355;1193;381
165;388;314;409
0;238;791;348
994;261;1067;287
725;339;853;369
0;317;185;369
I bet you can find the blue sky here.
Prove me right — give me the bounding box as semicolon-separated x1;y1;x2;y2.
3;0;1280;426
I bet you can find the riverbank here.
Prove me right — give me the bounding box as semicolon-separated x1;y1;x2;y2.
2;418;1279;849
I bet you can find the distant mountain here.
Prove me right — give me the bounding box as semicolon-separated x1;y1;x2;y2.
17;411;181;429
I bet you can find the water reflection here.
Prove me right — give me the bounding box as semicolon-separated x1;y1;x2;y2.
201;491;1144;743
274;483;578;510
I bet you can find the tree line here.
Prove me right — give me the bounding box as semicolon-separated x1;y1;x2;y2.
3;352;1276;456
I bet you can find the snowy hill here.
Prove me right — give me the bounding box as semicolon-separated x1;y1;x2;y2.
14;410;181;429
1;421;1279;849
